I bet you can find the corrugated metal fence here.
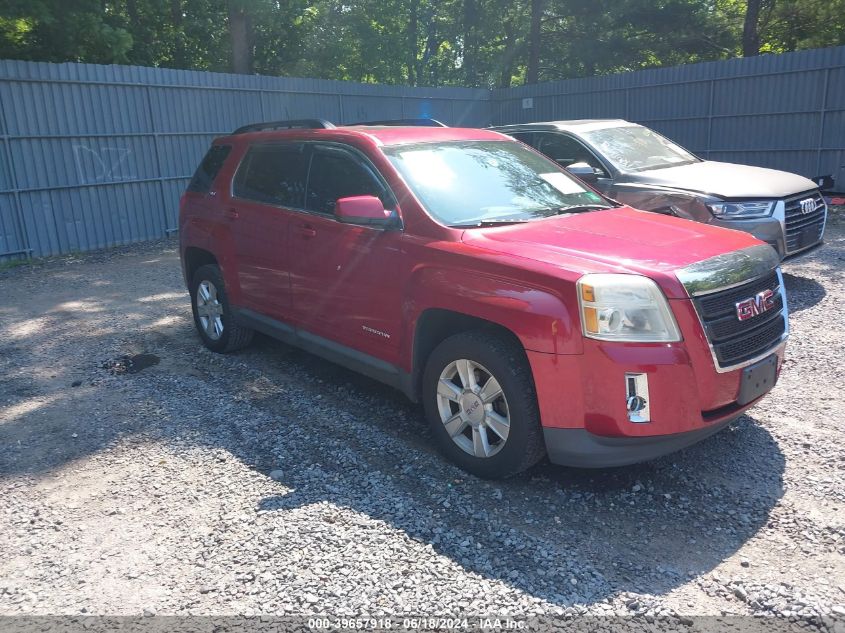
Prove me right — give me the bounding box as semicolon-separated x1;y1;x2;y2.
493;46;845;187
1;45;844;260
0;61;488;260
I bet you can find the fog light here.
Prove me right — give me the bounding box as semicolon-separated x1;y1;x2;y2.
625;373;650;423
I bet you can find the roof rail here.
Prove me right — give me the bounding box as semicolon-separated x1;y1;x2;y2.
232;119;336;134
346;118;447;127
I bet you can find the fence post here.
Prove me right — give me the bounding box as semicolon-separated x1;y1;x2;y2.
260;87;267;121
144;86;175;235
706;78;716;159
624;87;630;121
816;68;830;178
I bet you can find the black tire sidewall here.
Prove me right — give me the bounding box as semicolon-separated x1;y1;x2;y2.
422;331;544;479
190;264;236;353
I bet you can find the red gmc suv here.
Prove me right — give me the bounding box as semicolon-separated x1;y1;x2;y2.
179;119;788;479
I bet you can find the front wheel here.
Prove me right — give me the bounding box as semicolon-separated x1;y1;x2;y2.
190;264;253;353
422;330;545;479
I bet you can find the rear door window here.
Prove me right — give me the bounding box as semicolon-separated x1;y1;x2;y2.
304;146;392;216
188;145;231;193
233;144;308;208
535;133;605;172
510;132;536;146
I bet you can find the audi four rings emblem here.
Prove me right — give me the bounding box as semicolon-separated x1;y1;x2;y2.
799;198;817;214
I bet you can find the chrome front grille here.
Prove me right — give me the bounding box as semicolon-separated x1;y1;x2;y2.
783;190;827;254
691;270;787;370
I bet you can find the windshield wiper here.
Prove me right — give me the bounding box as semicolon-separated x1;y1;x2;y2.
544;204;612;214
452;204;612;227
451;218;529;228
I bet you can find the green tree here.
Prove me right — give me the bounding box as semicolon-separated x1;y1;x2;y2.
0;0;133;64
1;0;844;85
535;0;739;81
763;0;845;52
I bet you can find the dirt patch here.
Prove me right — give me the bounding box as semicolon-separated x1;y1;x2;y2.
101;354;161;375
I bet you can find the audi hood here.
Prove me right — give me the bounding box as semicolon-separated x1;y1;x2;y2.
621;160;818;199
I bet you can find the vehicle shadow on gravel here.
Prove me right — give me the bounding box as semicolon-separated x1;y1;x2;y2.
0;270;787;611
782;272;825;314
248;351;787;608
0;323;787;610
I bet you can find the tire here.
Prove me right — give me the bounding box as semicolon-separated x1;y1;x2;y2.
422;330;546;479
190;264;253;353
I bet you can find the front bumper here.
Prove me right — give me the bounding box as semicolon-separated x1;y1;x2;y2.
710;216;788;258
526;330;785;467
710;194;828;259
543;414;737;468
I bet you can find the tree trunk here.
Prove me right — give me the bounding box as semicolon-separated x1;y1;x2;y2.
462;0;478;86
497;22;519;88
126;0;140;58
171;0;185;68
127;0;139;24
407;0;418;86
228;1;254;74
526;0;543;84
743;0;762;57
423;31;440;85
420;2;440;85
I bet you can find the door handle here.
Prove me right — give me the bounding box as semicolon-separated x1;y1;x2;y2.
225;208;239;220
300;226;317;238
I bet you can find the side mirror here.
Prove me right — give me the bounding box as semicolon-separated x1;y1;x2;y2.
335;195;397;228
566;161;598;184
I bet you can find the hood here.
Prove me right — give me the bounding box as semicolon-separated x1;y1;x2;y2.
624;160;817;199
461;207;766;298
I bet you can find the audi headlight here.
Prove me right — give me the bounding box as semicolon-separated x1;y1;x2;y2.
577;274;681;342
707;200;774;219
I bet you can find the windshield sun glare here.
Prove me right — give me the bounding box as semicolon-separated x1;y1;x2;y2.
386;140;610;227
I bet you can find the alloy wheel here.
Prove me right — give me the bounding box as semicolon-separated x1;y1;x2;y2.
435;358;510;458
196;280;224;341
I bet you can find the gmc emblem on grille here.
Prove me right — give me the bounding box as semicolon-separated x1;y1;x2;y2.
799;197;817;214
736;289;775;321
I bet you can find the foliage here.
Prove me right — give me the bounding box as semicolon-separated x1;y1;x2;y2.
0;0;843;86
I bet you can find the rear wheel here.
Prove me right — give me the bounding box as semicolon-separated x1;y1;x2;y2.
422;330;545;479
190;264;253;353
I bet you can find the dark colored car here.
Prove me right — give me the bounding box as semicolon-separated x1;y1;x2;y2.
179;120;787;478
493;119;827;259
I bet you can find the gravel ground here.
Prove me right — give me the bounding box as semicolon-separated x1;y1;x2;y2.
0;214;843;625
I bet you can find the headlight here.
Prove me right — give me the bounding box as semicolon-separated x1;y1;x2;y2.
707;200;774;219
577;274;682;342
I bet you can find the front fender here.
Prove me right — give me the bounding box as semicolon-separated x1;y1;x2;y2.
611;184;712;221
402;263;583;357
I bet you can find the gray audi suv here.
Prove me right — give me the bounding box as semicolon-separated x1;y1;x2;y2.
493;119;827;259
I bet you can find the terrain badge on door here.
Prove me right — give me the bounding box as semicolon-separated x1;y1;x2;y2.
362;325;390;339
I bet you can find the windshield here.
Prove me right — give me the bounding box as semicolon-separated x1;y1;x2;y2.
582;125;699;173
385;140;610;227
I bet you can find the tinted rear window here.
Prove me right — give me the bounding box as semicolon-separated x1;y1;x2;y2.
188;145;231;193
233;144;307;208
510;132;535;145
